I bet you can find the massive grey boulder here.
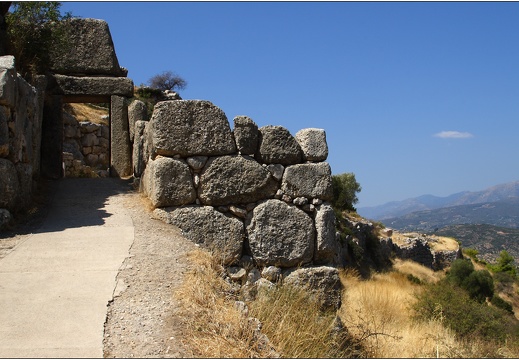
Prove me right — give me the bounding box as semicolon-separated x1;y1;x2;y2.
50;18;126;76
128;100;148;143
257;126;303;165
110;95;132;177
141;156;196;207
246;199;315;267
233;116;259;155
295;128;328;162
15;163;32;210
198;155;278;206
132;120;147;178
0;105;8;157
283;266;342;310
148;100;236;157
155;206;244;264
281;162;333;200
0;158;19;210
314;204;340;265
0;56;16;108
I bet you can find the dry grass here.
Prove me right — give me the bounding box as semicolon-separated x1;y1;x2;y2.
338;267;463;358
173;249;277;358
64;103;109;125
392;258;445;284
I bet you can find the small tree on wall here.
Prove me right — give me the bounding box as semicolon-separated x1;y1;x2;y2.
148;70;187;92
331;172;362;212
5;1;72;80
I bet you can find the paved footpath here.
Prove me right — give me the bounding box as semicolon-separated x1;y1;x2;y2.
0;178;134;358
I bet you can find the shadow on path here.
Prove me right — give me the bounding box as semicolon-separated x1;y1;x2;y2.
1;177;134;237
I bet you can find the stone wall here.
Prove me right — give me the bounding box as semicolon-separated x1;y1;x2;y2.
62;109;110;178
0;55;45;227
135;99;342;309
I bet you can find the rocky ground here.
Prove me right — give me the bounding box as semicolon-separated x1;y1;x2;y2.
0;179;197;358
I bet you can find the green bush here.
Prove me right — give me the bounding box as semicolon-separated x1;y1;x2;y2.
413;279;519;341
6;2;72;80
331;173;361;212
491;294;514;314
463;270;494;303
446;258;474;286
488;250;517;278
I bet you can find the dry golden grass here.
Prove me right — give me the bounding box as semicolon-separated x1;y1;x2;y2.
392;258;445;284
338;267;463;358
174;249;278;358
64;103;109;125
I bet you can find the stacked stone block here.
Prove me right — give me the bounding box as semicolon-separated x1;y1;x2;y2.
136;99;341;309
62;110;110;178
0;56;45;228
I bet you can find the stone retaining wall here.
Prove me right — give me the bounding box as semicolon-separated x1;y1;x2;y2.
0;56;45;227
62;110;110;178
135;99;342;309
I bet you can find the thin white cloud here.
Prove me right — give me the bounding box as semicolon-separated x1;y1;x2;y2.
433;131;474;139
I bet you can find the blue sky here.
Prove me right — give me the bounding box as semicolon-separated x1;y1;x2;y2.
60;1;519;207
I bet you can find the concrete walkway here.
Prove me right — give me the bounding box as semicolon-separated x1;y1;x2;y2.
0;178;134;358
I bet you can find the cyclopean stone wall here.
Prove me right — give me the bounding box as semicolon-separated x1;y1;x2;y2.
136;99;342;309
0;55;45;227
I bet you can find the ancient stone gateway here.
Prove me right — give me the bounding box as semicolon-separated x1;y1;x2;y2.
41;18;134;179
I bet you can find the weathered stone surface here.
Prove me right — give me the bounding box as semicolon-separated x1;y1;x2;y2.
128;100;148;143
186;156;208;171
261;266;282;282
314;204;340;265
148;100;236;157
295;128;328;162
0;208;11;230
157;205;244;264
283;266;342;310
141;156;196;207
198;155;278;206
233;116;259;155
15;162;32;210
266;164;284;181
281;162;333;201
132;120;147;178
0;106;8;157
0;158;19;210
432;248;463;271
51;74;134;98
257;125;303;165
110;95;132;177
0;55;16;108
246;199;315;267
393;236;434;269
41;96;63;179
50;18;126;76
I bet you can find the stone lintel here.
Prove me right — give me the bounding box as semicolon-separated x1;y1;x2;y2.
52;74;134;98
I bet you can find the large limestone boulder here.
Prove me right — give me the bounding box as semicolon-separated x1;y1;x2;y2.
141;156;196;207
281;162;333;200
295;128;328;162
314;204;340;265
155;206;244;264
283;266;342;311
233;116;259;155
132;120;147;178
198;155;278;206
0;158;19;210
50;18;126;76
0;105;8;157
246;199;315;267
257;125;303;165
148;100;236;157
128;100;148;143
0;56;16;108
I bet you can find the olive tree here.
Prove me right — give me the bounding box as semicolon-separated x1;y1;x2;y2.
148;70;187;92
331;172;361;212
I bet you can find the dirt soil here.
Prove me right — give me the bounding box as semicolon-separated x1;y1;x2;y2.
0;179;197;358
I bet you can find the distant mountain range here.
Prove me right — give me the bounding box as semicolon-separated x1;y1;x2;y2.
358;180;519;221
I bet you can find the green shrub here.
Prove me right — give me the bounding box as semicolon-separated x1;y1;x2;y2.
331;173;361;212
491;294;514;314
463;270;494;303
446;258;474;287
488;250;517;278
413;279;519;341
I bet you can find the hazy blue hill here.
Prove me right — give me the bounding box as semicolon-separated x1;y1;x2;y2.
358;180;519;220
381;197;519;232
